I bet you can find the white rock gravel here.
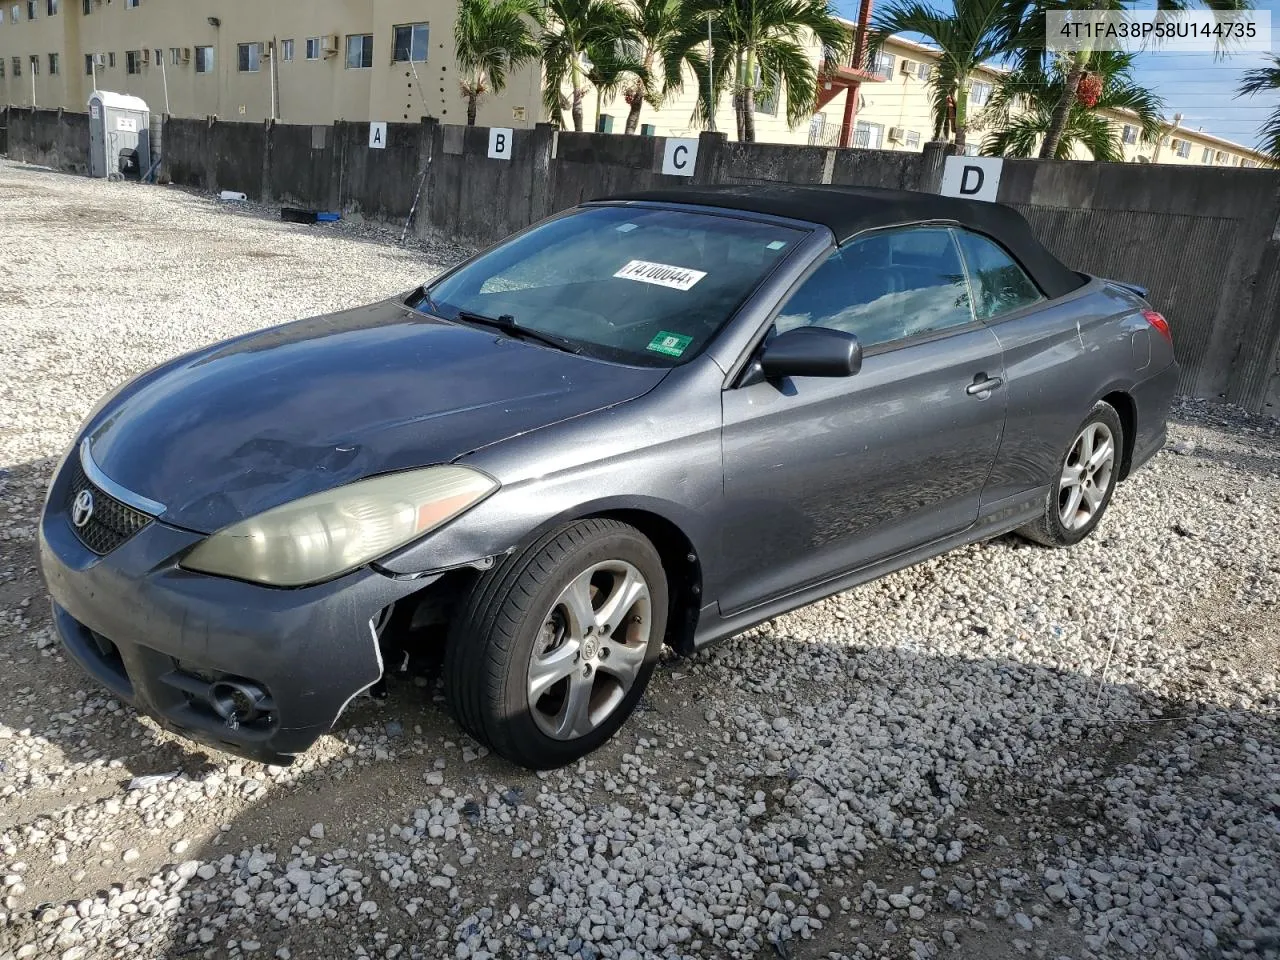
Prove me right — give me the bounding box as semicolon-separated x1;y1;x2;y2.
1;160;1279;960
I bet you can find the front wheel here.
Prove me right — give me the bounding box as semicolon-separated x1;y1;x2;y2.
444;519;668;769
1018;401;1123;548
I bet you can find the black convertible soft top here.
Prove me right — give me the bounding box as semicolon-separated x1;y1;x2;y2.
601;184;1084;301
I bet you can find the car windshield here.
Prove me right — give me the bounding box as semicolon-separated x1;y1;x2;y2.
422;205;807;366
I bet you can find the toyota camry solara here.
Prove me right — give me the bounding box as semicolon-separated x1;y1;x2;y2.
39;184;1178;769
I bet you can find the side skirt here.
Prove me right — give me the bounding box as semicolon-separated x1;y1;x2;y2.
691;489;1049;651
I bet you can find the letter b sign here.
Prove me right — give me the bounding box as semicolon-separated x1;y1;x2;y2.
939;155;1003;203
488;127;514;160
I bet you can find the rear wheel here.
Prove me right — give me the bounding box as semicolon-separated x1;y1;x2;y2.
1019;402;1123;548
444;519;667;769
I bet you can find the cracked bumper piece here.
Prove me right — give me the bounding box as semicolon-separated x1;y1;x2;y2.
39;469;432;765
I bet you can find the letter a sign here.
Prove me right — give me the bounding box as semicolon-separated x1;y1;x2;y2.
940;155;1002;203
369;122;387;149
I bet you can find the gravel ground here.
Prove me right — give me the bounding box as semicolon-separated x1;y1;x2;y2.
1;159;1279;960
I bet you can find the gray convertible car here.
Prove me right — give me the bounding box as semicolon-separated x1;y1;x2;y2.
39;185;1177;769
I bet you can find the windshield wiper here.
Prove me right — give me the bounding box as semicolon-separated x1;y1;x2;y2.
453;309;582;355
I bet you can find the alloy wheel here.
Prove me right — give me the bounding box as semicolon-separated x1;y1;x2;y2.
527;560;652;741
1058;421;1116;531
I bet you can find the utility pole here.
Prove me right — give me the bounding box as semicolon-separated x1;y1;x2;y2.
706;11;715;132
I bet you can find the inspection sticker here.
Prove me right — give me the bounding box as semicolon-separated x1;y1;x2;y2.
614;259;706;291
647;331;693;358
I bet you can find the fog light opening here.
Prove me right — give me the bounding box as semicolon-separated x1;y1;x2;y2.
209;680;270;729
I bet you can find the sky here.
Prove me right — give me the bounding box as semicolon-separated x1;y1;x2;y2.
833;0;1279;150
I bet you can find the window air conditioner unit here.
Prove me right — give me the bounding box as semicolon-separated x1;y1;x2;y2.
323;34;340;55
140;49;150;64
261;42;272;59
181;47;191;62
94;53;106;66
899;59;916;75
888;126;904;141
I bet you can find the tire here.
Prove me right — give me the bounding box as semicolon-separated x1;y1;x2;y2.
444;518;669;769
1018;401;1124;548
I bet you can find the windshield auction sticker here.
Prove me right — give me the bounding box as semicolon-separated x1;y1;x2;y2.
647;331;694;358
614;260;707;291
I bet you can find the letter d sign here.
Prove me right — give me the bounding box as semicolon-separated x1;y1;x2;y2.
939;155;1003;203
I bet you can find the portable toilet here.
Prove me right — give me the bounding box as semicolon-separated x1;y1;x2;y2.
88;91;150;179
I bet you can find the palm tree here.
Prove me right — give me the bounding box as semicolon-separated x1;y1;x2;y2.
980;51;1165;161
621;0;697;135
682;0;850;143
582;41;649;132
1237;55;1280;164
541;0;641;131
868;0;1015;153
455;0;543;126
1009;0;1255;160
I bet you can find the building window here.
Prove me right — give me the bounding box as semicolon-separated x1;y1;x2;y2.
750;63;778;116
905;129;921;149
963;142;980;156
1122;124;1137;145
1201;146;1212;163
11;55;19;76
237;42;262;73
596;114;613;133
169;46;179;65
1173;138;1191;159
1241;158;1257;168
84;52;93;74
47;51;57;73
853;120;884;149
107;51;115;67
1215;150;1226;163
346;34;373;69
916;62;931;81
0;60;5;79
306;37;322;60
25;0;35;19
81;0;88;13
153;47;161;65
12;3;21;22
194;45;213;73
46;0;56;14
28;53;38;75
125;0;138;7
969;81;992;107
280;38;294;61
640;123;655;136
392;22;429;62
870;52;894;80
125;49;141;73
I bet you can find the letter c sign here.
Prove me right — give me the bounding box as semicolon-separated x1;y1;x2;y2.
661;138;699;177
939;155;1003;203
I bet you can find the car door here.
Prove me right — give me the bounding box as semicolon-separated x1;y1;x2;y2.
717;225;1007;616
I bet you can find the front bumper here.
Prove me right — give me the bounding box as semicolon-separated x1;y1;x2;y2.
39;457;429;765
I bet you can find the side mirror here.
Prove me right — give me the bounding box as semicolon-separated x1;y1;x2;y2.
759;326;863;380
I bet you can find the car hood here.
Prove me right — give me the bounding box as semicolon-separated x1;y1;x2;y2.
86;298;666;533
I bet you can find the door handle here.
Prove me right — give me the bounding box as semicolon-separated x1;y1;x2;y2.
966;375;1004;396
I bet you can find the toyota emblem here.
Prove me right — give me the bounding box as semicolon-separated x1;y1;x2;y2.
71;489;95;528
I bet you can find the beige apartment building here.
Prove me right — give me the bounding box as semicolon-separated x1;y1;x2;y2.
0;0;543;127
0;1;1268;168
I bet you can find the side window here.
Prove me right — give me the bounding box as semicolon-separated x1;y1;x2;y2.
775;227;972;348
954;229;1043;320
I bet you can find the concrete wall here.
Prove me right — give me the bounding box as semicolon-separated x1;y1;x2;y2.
5;109;1280;414
2;105;89;172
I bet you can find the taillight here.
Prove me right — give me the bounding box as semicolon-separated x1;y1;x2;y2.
1142;309;1171;343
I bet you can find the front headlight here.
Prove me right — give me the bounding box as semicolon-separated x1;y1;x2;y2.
181;466;497;587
